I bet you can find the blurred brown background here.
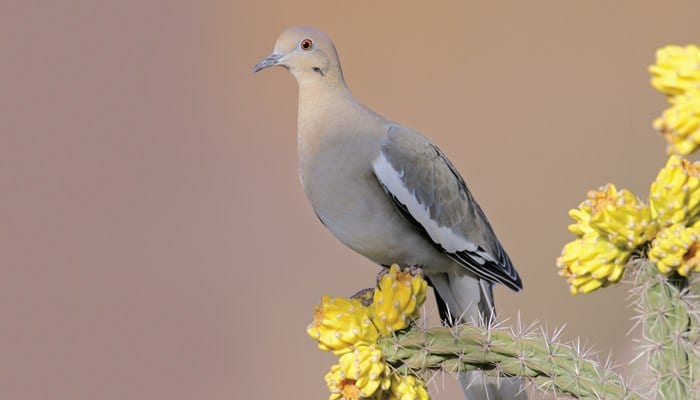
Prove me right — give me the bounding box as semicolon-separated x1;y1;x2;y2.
2;1;699;399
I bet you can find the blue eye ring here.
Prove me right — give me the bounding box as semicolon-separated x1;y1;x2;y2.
300;38;314;51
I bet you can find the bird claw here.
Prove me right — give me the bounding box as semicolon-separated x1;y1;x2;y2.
350;288;375;306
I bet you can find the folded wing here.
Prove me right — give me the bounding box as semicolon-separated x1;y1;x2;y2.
372;124;522;291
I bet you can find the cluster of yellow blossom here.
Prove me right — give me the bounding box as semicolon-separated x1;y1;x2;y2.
649;45;700;155
557;184;656;294
648;223;700;276
308;265;430;400
558;156;700;293
647;156;700;277
307;296;379;355
325;346;391;399
371;266;427;336
381;375;431;400
567;184;656;250
649;156;700;226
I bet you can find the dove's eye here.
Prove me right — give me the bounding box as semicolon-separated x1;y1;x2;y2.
300;39;314;51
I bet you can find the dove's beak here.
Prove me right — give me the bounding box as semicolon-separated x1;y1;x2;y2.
253;53;283;73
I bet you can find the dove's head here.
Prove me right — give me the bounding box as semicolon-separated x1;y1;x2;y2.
253;26;345;85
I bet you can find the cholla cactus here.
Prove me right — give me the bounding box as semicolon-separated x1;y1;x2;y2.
558;155;700;292
308;265;642;399
308;265;432;400
556;153;700;398
628;259;700;399
379;323;640;399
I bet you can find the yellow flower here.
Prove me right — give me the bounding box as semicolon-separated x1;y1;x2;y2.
567;184;629;236
650;155;700;227
650;45;700;155
648;223;700;277
372;265;428;335
325;345;390;400
325;364;358;400
383;375;430;400
649;45;700;97
557;233;630;294
568;184;656;250
308;295;379;355
654;90;700;155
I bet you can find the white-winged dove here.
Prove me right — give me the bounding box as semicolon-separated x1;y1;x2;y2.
255;26;525;400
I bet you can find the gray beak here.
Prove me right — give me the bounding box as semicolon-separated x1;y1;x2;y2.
253;53;283;73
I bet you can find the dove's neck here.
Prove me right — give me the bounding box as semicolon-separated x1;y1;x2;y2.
297;77;351;174
297;77;353;130
296;76;384;191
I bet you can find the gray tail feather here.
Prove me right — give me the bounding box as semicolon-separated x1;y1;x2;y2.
428;272;528;400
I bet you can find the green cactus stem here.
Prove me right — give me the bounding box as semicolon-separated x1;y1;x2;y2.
378;324;640;400
631;258;699;399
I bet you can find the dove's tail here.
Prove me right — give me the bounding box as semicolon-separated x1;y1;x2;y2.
428;268;528;400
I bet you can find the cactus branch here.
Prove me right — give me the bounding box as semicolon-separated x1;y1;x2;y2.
629;258;700;398
378;324;641;399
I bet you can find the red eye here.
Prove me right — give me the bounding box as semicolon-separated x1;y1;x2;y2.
300;39;313;51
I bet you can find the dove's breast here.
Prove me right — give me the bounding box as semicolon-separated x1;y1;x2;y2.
296;99;452;270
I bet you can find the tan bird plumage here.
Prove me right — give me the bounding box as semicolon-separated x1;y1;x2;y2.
254;26;525;400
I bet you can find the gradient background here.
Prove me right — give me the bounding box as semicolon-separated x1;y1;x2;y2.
3;1;700;399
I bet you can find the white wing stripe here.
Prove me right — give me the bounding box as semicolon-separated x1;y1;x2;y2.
373;152;477;254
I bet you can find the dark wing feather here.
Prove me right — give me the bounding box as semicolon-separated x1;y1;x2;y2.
372;124;522;291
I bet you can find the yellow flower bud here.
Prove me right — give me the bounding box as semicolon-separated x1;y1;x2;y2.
372;265;428;336
557;233;630;294
654;90;700;155
325;345;390;400
648;223;700;277
308;295;379;355
567;184;617;236
568;184;656;250
384;375;430;400
325;364;352;400
650;156;700;227
649;45;700;97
